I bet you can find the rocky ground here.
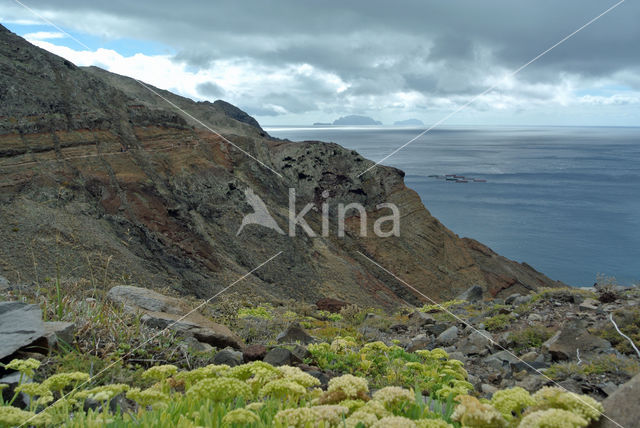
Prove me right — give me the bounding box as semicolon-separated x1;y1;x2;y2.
2;276;638;409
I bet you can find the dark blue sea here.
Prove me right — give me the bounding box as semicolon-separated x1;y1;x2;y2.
266;125;640;287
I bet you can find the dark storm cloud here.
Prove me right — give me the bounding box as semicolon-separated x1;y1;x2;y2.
196;81;224;98
4;0;638;113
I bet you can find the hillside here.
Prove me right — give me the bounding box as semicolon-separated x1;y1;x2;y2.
0;24;562;308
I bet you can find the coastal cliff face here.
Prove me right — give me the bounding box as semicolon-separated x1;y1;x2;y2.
0;25;561;308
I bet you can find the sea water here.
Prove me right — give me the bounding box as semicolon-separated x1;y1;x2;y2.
266;125;640;286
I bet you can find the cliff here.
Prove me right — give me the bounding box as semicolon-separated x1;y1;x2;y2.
0;25;562;308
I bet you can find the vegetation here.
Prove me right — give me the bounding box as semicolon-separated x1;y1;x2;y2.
1;355;606;428
508;327;555;353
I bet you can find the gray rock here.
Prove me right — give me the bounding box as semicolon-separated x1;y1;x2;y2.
291;344;310;362
513;295;533;306
527;313;543;322
359;327;382;341
0;275;8;290
484;350;521;371
0;301;47;360
458;330;493;355
436;326;459;346
426;323;449;336
448;351;467;363
542;320;612;361
579;298;600;311
505;293;522;305
598;381;618;397
516;374;547;392
0;371;32;408
510;360;549;373
213;348;243;367
44;321;75;347
408;311;436;326
457;285;484;303
108;285;243;350
276;323;314;345
481;383;498;395
107;285;184;314
590;373;640;428
264;348;294;366
407;334;430;352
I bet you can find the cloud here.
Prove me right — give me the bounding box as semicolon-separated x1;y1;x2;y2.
3;0;639;125
196;81;224;98
23;31;66;40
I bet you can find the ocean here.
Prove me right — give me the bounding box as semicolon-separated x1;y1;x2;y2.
266;125;640;287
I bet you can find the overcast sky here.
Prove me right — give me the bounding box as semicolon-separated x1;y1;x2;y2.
2;0;639;126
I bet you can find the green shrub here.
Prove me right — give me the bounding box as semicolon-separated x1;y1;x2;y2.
509;326;555;352
484;314;515;332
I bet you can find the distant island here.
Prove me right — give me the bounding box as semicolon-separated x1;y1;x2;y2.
394;118;424;126
312;122;332;126
331;115;382;125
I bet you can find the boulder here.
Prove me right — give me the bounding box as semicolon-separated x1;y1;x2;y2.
436;326;459;346
505;293;522;305
458;330;493;355
589;373;640;428
542;320;612;361
513;295;533;306
579;298;600;311
516;374;547;392
276;323;314;345
0;302;48;360
44;321;75;348
291;345;310;362
0;371;30;408
264;348;294;366
408;311;436;326
457;285;484;303
243;344;268;362
213;348;243;367
426;323;449;336
407;334;430;352
483;350;521;370
315;298;349;313
107;285;243;350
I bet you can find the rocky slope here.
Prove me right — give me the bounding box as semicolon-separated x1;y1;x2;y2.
0;25;562;307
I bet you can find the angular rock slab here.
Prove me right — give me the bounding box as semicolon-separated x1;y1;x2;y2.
589;373;640;428
0;302;47;360
107;285;243;350
542;319;611;361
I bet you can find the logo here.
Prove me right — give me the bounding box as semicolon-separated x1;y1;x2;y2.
237;187;400;237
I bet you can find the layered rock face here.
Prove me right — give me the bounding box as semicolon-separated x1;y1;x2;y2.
0;25;562;308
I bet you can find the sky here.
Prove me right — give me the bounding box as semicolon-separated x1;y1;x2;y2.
1;0;639;126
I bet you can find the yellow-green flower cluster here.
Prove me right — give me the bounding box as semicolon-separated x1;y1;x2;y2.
490;387;535;420
221;408;260;425
3;358;41;377
142;364;178;381
0;406;50;427
327;374;369;398
186;377;252;402
42;372;90;392
532;387;603;422
372;415;417;428
126;387;170;408
451;395;507;428
259;378;307;399
519;408;589;428
175;364;230;387
372;386;415;409
274;407;317;427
